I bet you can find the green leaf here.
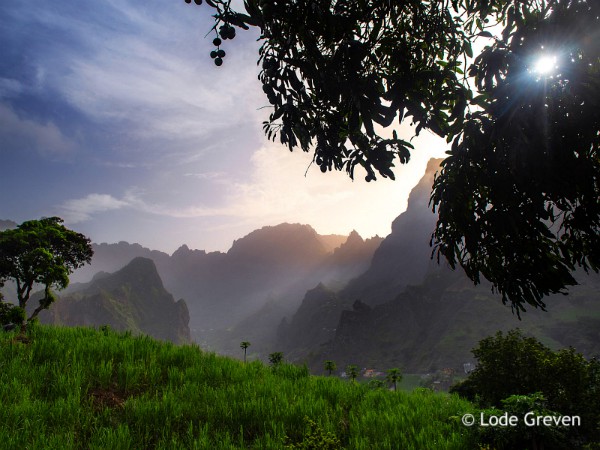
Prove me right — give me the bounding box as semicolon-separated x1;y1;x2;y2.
465;42;473;58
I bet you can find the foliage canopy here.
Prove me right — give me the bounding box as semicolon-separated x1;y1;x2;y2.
184;0;599;313
0;217;93;324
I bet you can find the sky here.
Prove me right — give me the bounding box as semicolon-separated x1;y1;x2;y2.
0;0;447;254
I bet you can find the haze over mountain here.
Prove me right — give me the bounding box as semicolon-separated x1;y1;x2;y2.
341;158;440;306
66;223;382;348
3;159;598;374
0;220;17;231
273;159;600;373
211;230;384;359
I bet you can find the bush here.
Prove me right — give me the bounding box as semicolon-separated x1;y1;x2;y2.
476;393;569;450
452;330;600;447
285;417;342;449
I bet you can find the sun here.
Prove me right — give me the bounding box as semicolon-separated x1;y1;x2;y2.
533;55;558;75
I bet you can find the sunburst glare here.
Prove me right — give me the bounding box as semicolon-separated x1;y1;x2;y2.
533;54;558;75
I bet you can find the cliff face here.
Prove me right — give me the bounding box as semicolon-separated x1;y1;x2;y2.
277;283;343;359
38;257;191;344
276;160;443;362
315;266;600;373
341;158;441;306
277;159;600;374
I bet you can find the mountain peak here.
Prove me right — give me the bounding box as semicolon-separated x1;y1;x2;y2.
91;257;164;293
340;158;441;306
402;158;442;215
346;230;364;244
227;223;327;265
329;229;380;265
123;256;158;272
37;255;191;344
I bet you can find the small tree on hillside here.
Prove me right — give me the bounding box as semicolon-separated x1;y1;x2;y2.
240;341;251;363
269;352;283;367
346;365;358;383
386;368;402;391
0;217;93;329
324;360;336;376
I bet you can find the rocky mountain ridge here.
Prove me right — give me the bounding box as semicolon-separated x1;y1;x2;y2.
274;159;600;373
67;223;382;347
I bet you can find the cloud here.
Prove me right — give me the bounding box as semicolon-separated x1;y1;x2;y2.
3;0;450;254
184;171;227;181
60;188;225;224
55;128;447;253
11;0;266;173
114;133;445;238
61;193;130;223
42;2;262;140
205;124;448;238
0;78;23;98
0;103;76;157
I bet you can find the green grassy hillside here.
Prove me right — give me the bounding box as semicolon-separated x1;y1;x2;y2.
1;325;476;449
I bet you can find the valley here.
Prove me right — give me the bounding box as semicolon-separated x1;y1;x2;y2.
4;158;596;379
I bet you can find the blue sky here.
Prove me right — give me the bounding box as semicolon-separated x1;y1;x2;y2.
0;0;446;253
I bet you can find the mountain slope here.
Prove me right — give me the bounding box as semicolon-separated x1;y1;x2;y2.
278;158;600;373
0;325;476;448
0;219;17;231
38;257;191;344
277;159;442;361
315;266;600;373
69;223;382;348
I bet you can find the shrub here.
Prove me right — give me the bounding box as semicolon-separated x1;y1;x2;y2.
452;330;600;447
285;417;342;449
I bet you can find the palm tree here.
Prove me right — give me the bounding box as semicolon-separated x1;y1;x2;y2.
240;341;251;363
346;365;358;383
386;368;402;391
269;352;284;367
324;360;337;376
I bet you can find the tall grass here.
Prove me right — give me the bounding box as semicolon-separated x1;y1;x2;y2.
0;325;477;449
